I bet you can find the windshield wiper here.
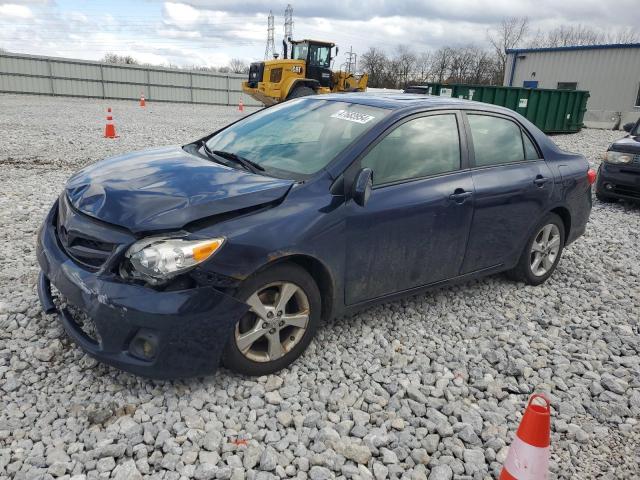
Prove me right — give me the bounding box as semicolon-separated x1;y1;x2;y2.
211;150;265;173
197;141;264;173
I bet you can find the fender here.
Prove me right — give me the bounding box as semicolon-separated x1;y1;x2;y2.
284;78;320;98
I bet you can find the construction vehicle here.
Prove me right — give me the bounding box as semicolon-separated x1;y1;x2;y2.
242;39;368;106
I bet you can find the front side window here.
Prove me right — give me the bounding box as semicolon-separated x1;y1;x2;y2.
291;42;308;61
361;114;461;186
205;99;388;178
308;44;331;68
468;114;529;167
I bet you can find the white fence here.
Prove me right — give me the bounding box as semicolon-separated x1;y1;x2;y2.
0;52;262;106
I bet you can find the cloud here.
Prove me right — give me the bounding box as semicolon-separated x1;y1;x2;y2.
0;4;33;18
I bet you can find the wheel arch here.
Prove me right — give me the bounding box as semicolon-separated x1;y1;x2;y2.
252;254;335;322
550;206;571;244
285;79;319;98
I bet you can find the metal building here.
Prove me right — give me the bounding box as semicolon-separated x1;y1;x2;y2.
504;43;640;128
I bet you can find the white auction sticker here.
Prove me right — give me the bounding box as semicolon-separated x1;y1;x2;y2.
330;110;375;124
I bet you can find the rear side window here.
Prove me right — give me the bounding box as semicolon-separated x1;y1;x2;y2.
362;114;460;186
468;114;531;167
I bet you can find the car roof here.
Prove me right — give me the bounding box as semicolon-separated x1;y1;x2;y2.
319;92;509;114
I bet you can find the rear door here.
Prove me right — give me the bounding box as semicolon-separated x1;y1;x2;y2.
460;112;554;274
344;111;475;304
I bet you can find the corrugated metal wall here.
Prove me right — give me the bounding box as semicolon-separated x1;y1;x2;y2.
0;52;262;107
504;46;640;127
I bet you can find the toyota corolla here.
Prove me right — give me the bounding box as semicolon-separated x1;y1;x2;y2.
36;94;594;378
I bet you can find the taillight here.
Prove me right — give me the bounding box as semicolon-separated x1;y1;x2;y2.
587;168;596;185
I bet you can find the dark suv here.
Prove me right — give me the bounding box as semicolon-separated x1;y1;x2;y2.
596;119;640;202
37;94;594;379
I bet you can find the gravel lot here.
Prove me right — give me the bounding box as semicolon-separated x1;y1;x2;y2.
1;93;639;480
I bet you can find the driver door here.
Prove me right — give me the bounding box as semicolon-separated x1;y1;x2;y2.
306;44;332;88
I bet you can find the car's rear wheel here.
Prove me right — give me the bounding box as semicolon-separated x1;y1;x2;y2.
222;263;320;376
507;213;565;286
287;86;315;100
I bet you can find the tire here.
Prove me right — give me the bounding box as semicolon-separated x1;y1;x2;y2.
287;86;315;100
595;191;618;203
222;263;320;376
506;213;565;286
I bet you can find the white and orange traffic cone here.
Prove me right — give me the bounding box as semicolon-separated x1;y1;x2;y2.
238;100;244;112
140;92;146;107
500;394;551;480
104;107;118;138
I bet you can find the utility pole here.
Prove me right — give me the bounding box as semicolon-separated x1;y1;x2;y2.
283;4;293;57
345;46;357;74
265;11;275;60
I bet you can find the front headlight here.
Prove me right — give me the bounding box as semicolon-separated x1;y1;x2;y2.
125;236;224;282
604;151;633;164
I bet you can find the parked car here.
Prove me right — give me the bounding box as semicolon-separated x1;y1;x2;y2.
595;119;640;203
37;94;595;379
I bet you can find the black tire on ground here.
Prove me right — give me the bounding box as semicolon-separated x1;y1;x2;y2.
222;263;321;376
506;212;566;286
595;191;618;203
287;86;316;100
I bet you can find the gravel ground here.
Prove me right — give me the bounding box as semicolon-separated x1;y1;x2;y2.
0;93;639;480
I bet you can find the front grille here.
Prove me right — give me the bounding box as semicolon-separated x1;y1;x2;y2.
56;196;117;270
269;67;283;83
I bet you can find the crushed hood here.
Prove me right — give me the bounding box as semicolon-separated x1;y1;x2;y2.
65;146;294;233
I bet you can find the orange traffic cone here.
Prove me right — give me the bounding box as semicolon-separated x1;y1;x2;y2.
238;100;244;112
104;107;118;139
140;93;146;107
500;394;551;480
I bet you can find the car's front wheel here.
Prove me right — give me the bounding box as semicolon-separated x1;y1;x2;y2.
507;213;565;286
222;263;320;376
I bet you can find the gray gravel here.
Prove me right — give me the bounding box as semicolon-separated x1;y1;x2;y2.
1;93;639;480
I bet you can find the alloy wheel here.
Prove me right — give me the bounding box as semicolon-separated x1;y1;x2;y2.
530;223;561;277
234;282;310;362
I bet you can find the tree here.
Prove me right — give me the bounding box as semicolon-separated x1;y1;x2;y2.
394;45;417;87
487;16;529;82
360;47;388;88
415;52;432;83
228;58;249;74
431;47;454;83
101;53;139;65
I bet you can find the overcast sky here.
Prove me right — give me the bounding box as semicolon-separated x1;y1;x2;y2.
1;0;639;69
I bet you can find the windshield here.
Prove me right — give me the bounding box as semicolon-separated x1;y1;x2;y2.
204;99;388;178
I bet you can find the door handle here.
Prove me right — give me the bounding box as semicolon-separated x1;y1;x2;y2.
533;175;550;187
449;189;473;203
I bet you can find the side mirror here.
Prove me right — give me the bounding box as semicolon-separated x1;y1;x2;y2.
623;122;635;133
352;168;373;207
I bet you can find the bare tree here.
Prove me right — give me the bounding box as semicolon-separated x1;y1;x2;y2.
431;47;454;83
228;58;249;74
487;16;529;82
102;53;139;65
415;51;432;82
394;45;417;87
361;47;389;88
609;27;639;44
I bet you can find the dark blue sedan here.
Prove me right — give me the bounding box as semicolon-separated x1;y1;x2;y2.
36;94;594;378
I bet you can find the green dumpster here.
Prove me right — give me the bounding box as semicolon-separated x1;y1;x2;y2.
419;83;589;134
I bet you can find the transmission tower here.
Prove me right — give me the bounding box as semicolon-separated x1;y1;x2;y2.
345;46;357;73
283;4;293;57
265;11;275;59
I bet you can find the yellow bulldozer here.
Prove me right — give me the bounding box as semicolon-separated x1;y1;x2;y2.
242;39;368;106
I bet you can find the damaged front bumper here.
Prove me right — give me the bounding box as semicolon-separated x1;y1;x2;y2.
36;202;249;379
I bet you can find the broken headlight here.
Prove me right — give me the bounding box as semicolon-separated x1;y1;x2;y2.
124;236;225;283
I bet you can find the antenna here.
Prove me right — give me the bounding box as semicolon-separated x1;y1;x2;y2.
283;4;293;56
265;10;275;60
